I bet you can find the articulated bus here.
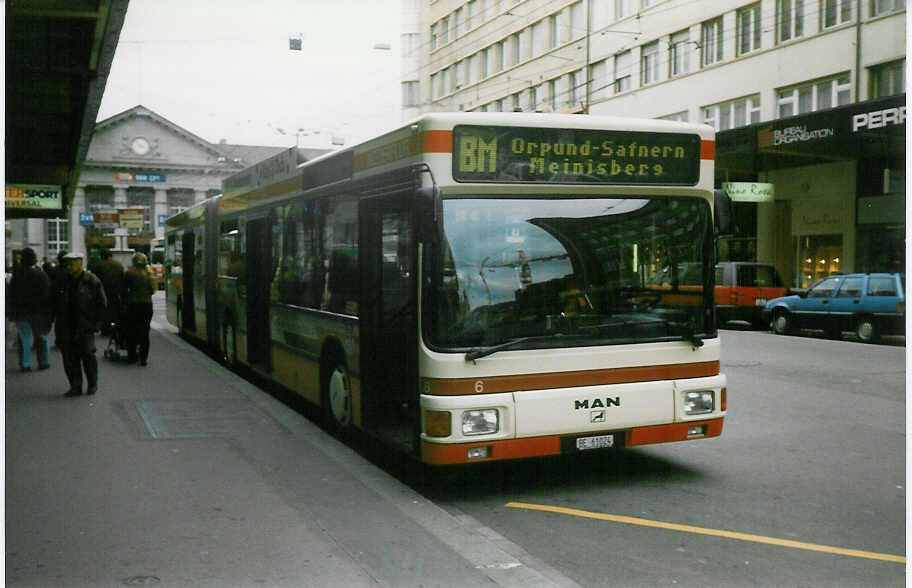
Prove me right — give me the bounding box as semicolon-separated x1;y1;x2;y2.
165;112;729;465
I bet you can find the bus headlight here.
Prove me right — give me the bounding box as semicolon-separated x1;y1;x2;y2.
683;391;714;415
462;409;499;436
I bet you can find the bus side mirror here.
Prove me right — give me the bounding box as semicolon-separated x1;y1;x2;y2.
713;189;735;236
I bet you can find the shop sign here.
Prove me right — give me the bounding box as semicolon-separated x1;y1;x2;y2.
851;105;906;132
115;172;166;182
722;182;774;202
119;208;145;229
157;213;169;227
5;184;63;211
79;212;95;225
93;212;118;229
758;125;835;148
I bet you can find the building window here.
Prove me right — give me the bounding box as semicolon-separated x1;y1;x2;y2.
777;73;851;117
549;14;559;48
466;1;476;30
822;0;852;27
658;111;690;122
430;72;440;99
431;23;439;51
46;218;69;258
702;94;761;131
570;2;585;39
670;29;692;76
548;79;557;111
568;69;583;106
590;59;609;100
738;3;762;55
454;7;464;37
528;86;538;111
777;0;804;42
511;33;520;66
873;0;905;16
614;50;632;92
616;0;626;19
641;41;660;85
402;81;420;107
641;0;658;7
440;17;449;45
531;20;545;57
701;16;724;66
512;92;521;111
870;59;905;98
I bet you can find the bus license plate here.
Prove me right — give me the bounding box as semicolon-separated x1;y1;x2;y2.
576;434;615;450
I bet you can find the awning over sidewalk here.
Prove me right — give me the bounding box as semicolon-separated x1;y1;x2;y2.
717;94;906;181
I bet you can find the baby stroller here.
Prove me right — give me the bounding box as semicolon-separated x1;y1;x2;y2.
102;305;130;361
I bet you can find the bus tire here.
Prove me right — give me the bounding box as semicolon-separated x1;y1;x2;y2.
223;321;237;366
321;354;353;433
855;316;878;343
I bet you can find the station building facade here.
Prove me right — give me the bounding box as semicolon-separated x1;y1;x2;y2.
5;106;324;267
408;0;906;287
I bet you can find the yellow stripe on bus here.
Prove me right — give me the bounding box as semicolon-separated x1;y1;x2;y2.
505;502;905;564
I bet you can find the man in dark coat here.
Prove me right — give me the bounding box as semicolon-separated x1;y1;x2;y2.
90;248;124;335
7;247;52;371
54;252;107;397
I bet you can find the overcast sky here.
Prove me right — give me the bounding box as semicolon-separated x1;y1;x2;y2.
97;0;403;150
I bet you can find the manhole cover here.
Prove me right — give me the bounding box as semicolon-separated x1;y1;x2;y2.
123;576;160;586
136;399;282;439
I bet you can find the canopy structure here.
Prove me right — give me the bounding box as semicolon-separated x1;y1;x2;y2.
5;0;130;219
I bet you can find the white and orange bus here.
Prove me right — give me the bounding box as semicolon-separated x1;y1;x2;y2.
165;112;730;465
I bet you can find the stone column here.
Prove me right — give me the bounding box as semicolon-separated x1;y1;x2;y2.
70;187;87;257
114;186;128;209
154;188;168;240
194;189;207;204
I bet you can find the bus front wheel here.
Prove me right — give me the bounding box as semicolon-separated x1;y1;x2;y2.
321;359;352;433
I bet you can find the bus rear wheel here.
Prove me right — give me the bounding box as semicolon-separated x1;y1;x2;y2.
322;359;352;433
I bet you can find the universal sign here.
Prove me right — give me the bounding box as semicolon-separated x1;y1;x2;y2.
722;182;774;202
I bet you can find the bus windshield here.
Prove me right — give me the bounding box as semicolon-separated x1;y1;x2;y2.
426;196;714;353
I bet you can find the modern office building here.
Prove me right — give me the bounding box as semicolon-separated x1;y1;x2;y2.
408;0;906;286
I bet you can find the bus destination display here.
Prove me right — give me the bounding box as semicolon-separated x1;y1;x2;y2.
453;125;702;185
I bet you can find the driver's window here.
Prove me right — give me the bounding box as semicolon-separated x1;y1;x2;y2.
808;276;840;298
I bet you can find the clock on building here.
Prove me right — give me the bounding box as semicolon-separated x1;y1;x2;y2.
131;137;150;155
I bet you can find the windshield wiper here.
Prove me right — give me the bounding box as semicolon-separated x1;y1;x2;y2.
465;335;563;362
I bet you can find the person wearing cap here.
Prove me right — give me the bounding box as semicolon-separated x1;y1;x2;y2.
122;252;156;365
7;247;52;371
90;248;125;335
53;252;107;397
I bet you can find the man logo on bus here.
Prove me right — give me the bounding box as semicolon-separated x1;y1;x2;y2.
591;410;606;423
458;136;497;173
574;397;620;410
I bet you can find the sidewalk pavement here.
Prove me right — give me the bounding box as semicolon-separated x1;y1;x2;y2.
5;294;578;588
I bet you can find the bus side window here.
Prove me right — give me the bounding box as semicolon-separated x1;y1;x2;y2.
321;197;359;315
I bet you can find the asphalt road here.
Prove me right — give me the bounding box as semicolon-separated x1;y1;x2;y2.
408;328;907;587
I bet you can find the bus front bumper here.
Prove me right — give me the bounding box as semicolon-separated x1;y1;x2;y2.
420;417;724;465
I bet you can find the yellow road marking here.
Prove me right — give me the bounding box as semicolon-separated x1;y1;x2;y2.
505;502;905;564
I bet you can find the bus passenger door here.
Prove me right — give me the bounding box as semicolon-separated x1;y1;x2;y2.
359;195;418;453
245;217;272;370
181;231;196;332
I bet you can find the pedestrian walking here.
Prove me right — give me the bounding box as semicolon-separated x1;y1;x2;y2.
122;252;156;366
7;247;52;371
54;252;107;397
90;248;125;335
